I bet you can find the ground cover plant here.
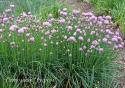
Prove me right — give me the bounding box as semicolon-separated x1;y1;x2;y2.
0;1;125;88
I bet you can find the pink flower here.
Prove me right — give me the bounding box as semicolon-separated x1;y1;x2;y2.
0;29;4;33
92;40;99;45
90;31;96;35
98;48;104;53
87;38;91;42
45;31;51;35
18;28;25;33
114;45;118;49
10;25;18;31
29;37;35;43
73;10;80;16
82;45;87;50
79;48;83;51
76;28;81;33
59;18;65;24
67;36;76;42
22;12;27;17
118;44;124;49
102;38;108;43
51;29;57;33
97;21;103;25
3;17;8;22
115;31;120;35
90;45;95;49
105;16;112;20
60;11;67;16
67;26;72;32
43;22;52;27
121;42;124;45
117;37;123;41
78;36;84;41
104;20;109;25
112;37;118;42
89;16;97;21
62;12;68;16
108;41;112;45
84;12;93;16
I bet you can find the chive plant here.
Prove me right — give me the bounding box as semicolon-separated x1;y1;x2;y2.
0;5;124;88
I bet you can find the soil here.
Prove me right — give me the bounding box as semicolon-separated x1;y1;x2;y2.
60;0;93;12
59;0;125;88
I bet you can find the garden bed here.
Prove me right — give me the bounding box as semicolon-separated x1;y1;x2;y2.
0;0;125;88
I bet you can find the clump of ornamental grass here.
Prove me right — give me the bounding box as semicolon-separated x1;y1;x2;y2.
0;5;125;88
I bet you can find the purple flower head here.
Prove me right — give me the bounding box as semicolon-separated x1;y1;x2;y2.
102;38;108;43
67;36;76;42
9;25;18;31
114;45;118;49
0;29;3;33
82;45;87;50
79;48;83;51
104;20;109;25
29;37;35;43
76;28;81;33
3;17;8;23
112;37;118;42
62;12;68;16
45;31;51;36
87;38;91;42
92;40;99;45
67;26;72;32
105;16;112;20
18;27;26;34
73;10;80;16
98;48;104;53
97;21;103;26
59;18;65;25
118;44;124;49
117;37;123;41
90;45;95;49
78;36;84;41
90;31;96;35
83;12;93;17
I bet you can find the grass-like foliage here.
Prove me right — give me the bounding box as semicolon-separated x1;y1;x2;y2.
0;5;124;88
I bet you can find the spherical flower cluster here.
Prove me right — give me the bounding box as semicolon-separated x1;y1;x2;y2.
10;25;18;31
58;18;65;25
72;9;80;16
67;36;76;42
